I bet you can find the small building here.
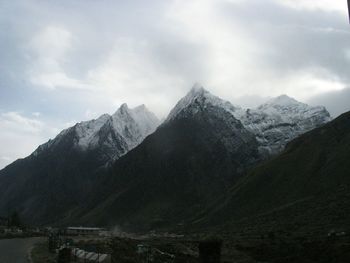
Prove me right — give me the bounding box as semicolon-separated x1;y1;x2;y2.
66;227;104;236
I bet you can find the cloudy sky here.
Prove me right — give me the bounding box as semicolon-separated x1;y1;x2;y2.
0;0;350;168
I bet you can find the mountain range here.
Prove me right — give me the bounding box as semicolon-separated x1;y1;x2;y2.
0;85;338;232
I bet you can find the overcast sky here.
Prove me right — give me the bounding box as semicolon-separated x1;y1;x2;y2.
1;0;350;168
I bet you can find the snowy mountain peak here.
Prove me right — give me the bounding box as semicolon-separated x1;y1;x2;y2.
102;103;159;153
255;94;329;119
113;103;156;119
236;94;331;155
269;94;299;106
33;103;159;161
166;84;237;122
115;103;130;115
121;102;128;108
184;83;209;103
112;103;158;126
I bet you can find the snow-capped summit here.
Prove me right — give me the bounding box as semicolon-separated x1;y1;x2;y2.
256;94;316;120
102;103;159;155
128;104;160;138
165;84;237;122
33;103;159;162
253;94;330;123
236;94;331;154
118;103;129;113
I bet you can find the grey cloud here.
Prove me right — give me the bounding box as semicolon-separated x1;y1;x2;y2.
307;87;350;118
219;0;350;83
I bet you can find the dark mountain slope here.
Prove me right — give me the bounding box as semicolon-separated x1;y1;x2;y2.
0;105;159;225
80;87;261;230
199;111;350;234
0;140;107;224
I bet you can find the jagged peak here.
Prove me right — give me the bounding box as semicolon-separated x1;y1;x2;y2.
181;83;209;103
255;95;332;121
113;103;158;122
131;104;159;125
121;103;129;108
117;103;129;114
32;102;160;157
113;103;134;119
165;84;236;122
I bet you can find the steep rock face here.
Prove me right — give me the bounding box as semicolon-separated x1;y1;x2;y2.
233;95;331;154
79;86;260;229
0;104;159;224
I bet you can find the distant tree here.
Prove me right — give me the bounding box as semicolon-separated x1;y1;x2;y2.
9;211;21;227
